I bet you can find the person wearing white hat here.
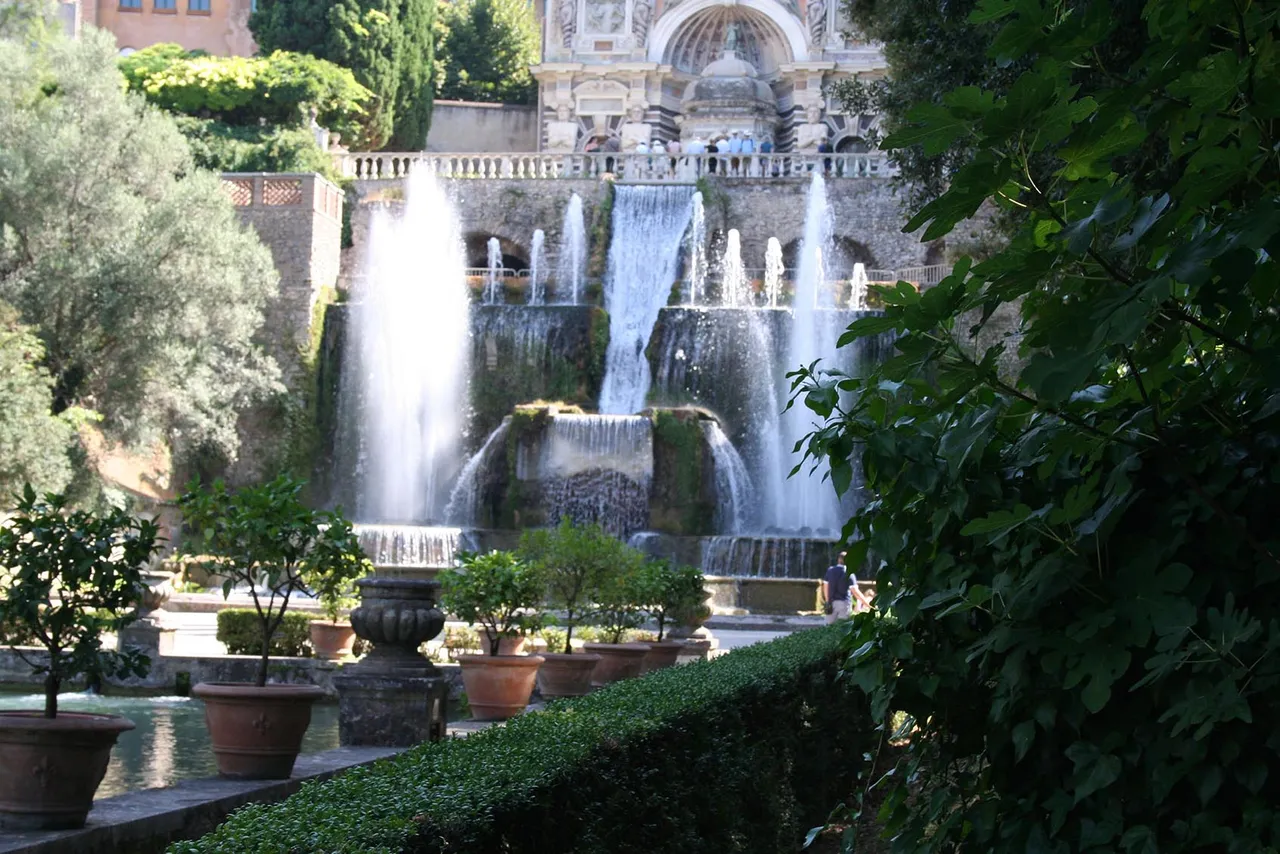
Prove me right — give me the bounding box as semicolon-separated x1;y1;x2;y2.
741;130;756;175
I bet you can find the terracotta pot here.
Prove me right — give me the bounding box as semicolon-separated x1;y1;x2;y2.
192;683;325;779
481;631;528;656
583;642;650;688
640;640;685;674
0;711;135;830
456;655;544;720
310;620;356;661
536;652;602;698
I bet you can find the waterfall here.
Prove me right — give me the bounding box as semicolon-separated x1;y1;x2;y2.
701;535;835;579
720;228;749;307
355;524;476;568
528;229;546;305
555;193;586;304
598;186;696;414
445;419;511;525
351;170;469;523
702;420;754;533
484;237;502;305
685;192;707;306
765;237;784;308
849;262;869;310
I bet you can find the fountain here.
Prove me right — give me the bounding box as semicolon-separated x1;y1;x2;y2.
528;229;546;305
720;229;749;307
764;237;784;308
685;192;707;306
555;193;586;304
703;420;753;533
849;262;869;311
484;237;502;305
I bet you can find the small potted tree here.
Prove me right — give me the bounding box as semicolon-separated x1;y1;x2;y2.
0;487;158;830
178;475;364;779
517;518;610;698
439;550;544;720
637;560;704;673
583;549;651;688
303;515;370;661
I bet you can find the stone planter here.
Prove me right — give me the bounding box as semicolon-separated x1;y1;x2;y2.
348;577;446;673
457;655;544;720
310;620;357;661
536;652;602;698
583;642;650;688
0;711;135;830
640;640;685;674
191;683;324;779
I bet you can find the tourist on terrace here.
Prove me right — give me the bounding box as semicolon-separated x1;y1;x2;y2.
706;137;719;173
822;551;872;623
667;137;682;176
650;138;666;176
742;131;756;175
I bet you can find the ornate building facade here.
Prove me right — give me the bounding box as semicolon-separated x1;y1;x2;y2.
531;0;886;152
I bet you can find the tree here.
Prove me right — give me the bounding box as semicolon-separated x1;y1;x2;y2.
0;303;77;497
0;28;281;468
251;0;437;149
436;0;539;106
797;0;1280;850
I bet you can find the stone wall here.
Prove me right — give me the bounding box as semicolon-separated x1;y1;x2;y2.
427;101;540;153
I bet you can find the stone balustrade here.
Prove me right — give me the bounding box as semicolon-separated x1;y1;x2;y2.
336;151;896;182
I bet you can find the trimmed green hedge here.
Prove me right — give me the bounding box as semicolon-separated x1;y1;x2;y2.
171;625;869;853
215;609;314;657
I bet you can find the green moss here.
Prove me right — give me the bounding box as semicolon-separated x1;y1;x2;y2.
586;182;614;282
649;408;714;535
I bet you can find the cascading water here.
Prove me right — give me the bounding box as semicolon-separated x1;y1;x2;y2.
849;262;869;310
349;170;469;523
355;524;476;568
599;186;696;415
765;237;784;308
685;192;707;306
528;229;546;305
445;419;511;525
484;237;502;305
555;193;586;304
703;420;754;533
720;228;749;307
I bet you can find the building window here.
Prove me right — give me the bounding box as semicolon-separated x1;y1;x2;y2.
155;0;176;10
118;0;141;9
188;0;210;12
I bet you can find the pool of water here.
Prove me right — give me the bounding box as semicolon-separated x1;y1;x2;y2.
0;691;339;799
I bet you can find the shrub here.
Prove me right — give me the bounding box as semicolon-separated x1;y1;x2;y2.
171;116;337;178
215;608;314;658
517;518;620;653
170;625;870;853
439;550;544;656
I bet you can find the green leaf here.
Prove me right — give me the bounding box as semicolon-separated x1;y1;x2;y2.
1012;720;1035;762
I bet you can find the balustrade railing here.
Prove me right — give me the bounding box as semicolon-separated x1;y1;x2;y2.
338;151;895;182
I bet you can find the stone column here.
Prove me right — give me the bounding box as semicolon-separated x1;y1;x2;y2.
334;577;449;747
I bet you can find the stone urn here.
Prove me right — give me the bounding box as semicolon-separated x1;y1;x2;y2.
118;567;177;654
348;577;445;674
135;568;175;615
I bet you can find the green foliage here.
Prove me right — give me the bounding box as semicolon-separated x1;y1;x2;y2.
796;0;1280;850
435;0;538;105
170;626;869;854
301;514;370;622
0;487;158;717
649;409;712;535
518;518;621;653
172;116;338;177
589;547;647;644
216;608;315;657
636;560;705;642
0;302;77;497
439;550;544;656
0;29;281;468
178;476;363;686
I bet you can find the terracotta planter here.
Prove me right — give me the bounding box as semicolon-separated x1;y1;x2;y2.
481;631;528;656
310;620;357;661
583;642;650;688
192;683;325;779
0;711;135;830
640;640;685;674
536;652;602;698
456;655;544;721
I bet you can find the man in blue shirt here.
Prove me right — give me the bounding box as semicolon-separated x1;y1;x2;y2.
822;551;872;623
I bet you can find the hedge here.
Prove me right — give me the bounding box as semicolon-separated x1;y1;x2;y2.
215;609;315;657
171;625;869;854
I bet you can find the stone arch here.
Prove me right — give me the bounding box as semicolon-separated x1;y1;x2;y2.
463;233;529;271
648;0;809;70
779;236;877;274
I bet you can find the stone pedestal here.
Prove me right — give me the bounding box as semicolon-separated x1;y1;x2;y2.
117;618;177;655
336;577;448;747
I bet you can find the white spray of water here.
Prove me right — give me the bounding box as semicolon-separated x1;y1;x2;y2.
702;420;755;533
555;193;586;304
720;228;750;307
765;237;784;308
445;419;511;524
685;192;707;306
849;262;869;311
484;237;502;305
356;170;470;523
528;229;546;305
598;186;696;414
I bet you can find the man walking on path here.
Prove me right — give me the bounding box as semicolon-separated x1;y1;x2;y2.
822;551;872;623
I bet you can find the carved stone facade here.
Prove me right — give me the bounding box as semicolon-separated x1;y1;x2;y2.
531;0;889;153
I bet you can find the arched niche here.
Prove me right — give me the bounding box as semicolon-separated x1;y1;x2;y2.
648;0;808;72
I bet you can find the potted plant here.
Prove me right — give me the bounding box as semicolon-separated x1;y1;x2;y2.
0;487;158;830
583;548;651;688
439;550;545;721
178;475;364;779
302;515;370;661
517;518;612;698
637;560;704;673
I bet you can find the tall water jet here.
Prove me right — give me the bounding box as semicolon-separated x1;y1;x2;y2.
764;237;784;308
703;420;754;533
685;192;707;306
849;262;869;311
598;186;696;415
484;237;502;305
720;228;749;307
352;170;470;523
528;229;546;305
555;193;586;304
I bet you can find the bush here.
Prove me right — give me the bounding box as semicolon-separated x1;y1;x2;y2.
170;626;870;853
172;117;337;178
216;608;314;658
